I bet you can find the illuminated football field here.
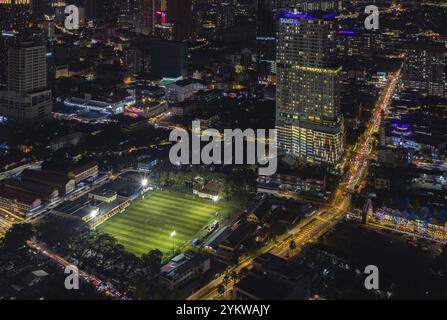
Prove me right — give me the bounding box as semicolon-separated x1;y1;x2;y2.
98;191;222;256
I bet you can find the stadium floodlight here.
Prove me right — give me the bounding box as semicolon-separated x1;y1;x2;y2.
90;208;99;218
141;178;148;187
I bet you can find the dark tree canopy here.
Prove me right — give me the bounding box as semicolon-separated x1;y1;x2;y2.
2;223;34;252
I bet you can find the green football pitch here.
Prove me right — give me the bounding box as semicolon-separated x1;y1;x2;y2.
97;191;224;257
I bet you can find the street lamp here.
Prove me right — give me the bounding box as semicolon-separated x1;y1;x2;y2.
171;230;176;256
141;178;149;198
90;208;99;219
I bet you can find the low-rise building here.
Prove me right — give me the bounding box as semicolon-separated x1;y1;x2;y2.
170;101;201;116
4;179;59;203
0;188;42;216
65;161;98;184
52;193;129;229
166;79;206;103
49;132;85;152
136;156;159;172
193;181;220;201
234;254;312;300
88;189;117;203
377;145;413;168
64;92;135;115
233;274;307;300
257;169;326;194
21;169;75;195
217;222;256;264
44;161;99;184
160;250;211;290
246;199;272;224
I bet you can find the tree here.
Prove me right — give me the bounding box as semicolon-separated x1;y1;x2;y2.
239;267;249;279
141;249;163;275
36;217;86;247
220;167;257;206
2;223;34;251
289;240;297;251
217;284;226;295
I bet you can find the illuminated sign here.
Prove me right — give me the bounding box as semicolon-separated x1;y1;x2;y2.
338;30;355;35
279;18;300;25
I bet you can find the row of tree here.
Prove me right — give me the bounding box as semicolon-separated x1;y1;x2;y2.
158;165;257;206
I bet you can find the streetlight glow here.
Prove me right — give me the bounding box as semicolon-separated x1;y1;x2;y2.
90;208;99;218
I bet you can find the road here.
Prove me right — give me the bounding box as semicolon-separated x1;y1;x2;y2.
187;69;402;300
27;240;130;300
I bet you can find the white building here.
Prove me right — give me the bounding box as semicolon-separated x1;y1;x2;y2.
64;93;135;115
166;79;205;103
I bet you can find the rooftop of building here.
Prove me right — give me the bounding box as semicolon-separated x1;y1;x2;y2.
21;169;73;186
251;199;272;220
171;79;195;87
89;188;117;198
193;181;220;195
42;160;98;177
253;252;312;280
0;187;40;206
220;221;256;248
3;179;58;198
52;193;128;221
160;250;208;281
234;274;294;300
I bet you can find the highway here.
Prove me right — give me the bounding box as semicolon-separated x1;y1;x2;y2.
187;69;402;300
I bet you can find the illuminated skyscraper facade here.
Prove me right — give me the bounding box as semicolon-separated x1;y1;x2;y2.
0;0;33;32
0;39;52;121
135;0;157;35
403;42;446;98
276;6;344;165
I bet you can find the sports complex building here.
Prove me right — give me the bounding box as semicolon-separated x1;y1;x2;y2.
52;189;130;229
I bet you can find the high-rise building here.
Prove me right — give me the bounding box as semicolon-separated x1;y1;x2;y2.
135;0;158;35
150;39;187;79
276;4;344;165
31;0;47;25
97;0;121;22
256;0;276;78
166;0;192;41
154;23;175;40
216;2;236;31
84;0;97;21
0;0;33;32
124;39;187;79
403;42;446;98
0;38;52;121
0;32;16;84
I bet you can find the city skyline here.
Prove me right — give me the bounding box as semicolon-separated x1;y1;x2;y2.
0;0;446;305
